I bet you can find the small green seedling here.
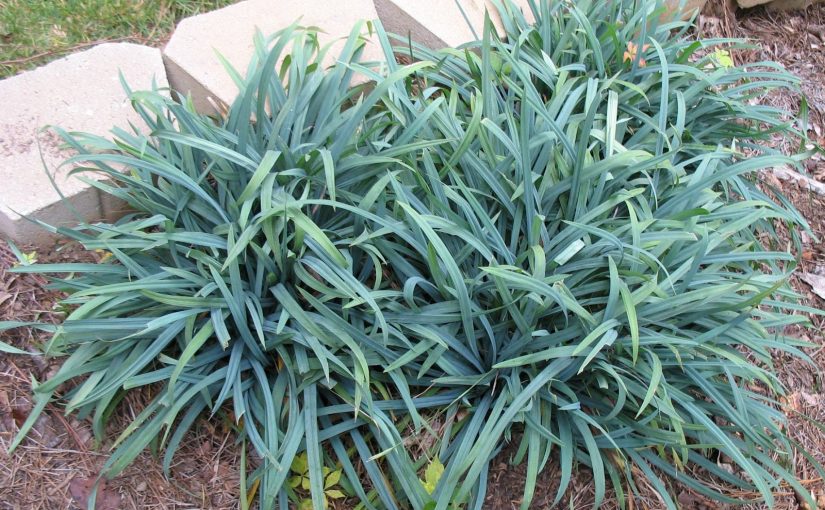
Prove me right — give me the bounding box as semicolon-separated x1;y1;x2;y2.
711;48;734;68
420;457;463;510
289;452;346;509
420;456;444;494
7;241;36;266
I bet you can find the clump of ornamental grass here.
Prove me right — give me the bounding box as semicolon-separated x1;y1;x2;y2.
2;1;821;509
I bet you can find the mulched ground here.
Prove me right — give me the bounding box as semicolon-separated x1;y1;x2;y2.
0;242;245;510
2;1;824;508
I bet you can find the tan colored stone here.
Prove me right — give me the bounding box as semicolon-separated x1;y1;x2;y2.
738;0;824;8
0;43;168;247
667;0;708;18
163;0;382;115
737;0;772;7
375;0;711;50
766;0;825;10
374;0;534;49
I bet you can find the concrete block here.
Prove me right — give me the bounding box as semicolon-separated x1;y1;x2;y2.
375;0;709;49
0;43;168;247
373;0;534;49
737;0;824;8
765;0;825;10
100;192;133;224
163;0;382;115
667;0;708;18
737;0;772;7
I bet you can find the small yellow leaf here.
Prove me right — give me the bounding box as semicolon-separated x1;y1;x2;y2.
712;49;734;68
326;489;346;499
420;457;444;494
291;452;308;475
324;469;342;489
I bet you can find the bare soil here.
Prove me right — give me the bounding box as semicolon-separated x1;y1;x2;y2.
2;1;825;509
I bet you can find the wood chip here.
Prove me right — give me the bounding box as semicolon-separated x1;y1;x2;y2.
800;273;825;300
769;166;825;197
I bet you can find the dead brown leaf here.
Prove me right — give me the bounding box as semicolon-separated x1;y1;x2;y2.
68;477;121;510
678;490;713;510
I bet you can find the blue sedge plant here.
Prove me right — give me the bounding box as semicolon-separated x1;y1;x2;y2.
2;1;821;509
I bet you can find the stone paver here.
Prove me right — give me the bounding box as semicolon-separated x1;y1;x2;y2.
374;0;709;50
0;43;167;247
373;0;534;49
163;0;382;115
737;0;823;9
737;0;773;7
673;0;708;17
